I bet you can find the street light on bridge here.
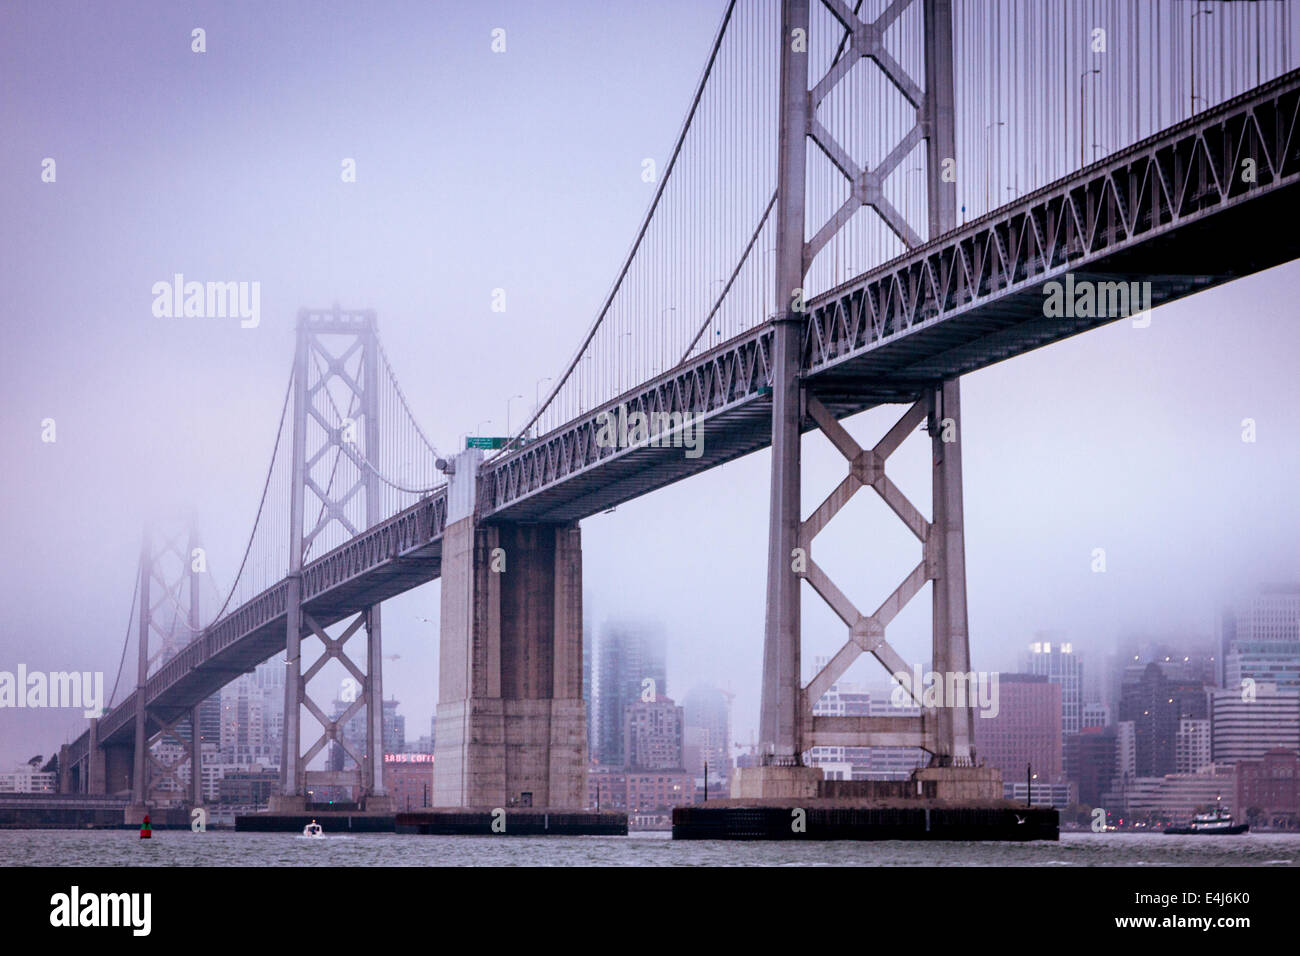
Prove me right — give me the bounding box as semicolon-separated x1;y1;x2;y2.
505;394;523;438
1079;69;1101;168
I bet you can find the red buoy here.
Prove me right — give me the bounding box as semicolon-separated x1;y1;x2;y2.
139;814;152;839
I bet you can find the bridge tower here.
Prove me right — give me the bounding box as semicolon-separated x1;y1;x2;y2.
273;307;391;812
748;0;983;797
431;451;587;810
122;523;208;823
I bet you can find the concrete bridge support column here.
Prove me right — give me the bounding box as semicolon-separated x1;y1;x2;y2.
104;743;133;798
87;718;106;794
433;451;587;809
127;531;152;825
929;380;974;763
58;744;72;794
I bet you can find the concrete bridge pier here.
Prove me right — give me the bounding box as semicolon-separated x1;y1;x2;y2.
103;743;133;799
433;450;587;810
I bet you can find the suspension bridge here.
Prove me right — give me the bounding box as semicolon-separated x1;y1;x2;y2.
47;0;1300;818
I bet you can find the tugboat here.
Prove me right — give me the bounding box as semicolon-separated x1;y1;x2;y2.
302;819;324;838
1163;807;1249;835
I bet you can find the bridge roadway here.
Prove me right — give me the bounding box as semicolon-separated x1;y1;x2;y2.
66;68;1300;771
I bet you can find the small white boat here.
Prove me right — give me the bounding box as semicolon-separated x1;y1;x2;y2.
302;820;324;838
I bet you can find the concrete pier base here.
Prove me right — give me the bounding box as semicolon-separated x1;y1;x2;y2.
912;765;1002;802
729;765;823;800
433;450;587;811
673;802;1058;841
681;765;1049;840
396;809;626;836
266;794;309;814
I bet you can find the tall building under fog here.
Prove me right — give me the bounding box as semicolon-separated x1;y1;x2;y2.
1118;662;1208;778
1220;585;1300;690
594;620;666;767
219;659;284;767
683;686;732;780
1024;636;1083;735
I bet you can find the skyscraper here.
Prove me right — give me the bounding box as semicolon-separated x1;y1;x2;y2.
976;673;1062;783
625;696;684;770
1118;662;1209;777
1064;726;1117;807
583;616;595;758
1025;636;1084;735
1210;684;1300;764
594;620;666;767
1221;585;1300;690
683;685;732;780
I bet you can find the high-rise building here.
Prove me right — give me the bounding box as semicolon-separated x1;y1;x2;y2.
383;698;405;753
1224;642;1300;693
1115;720;1136;785
1082;701;1110;729
1220;585;1300;689
624;696;684;770
683;685;732;780
196;694;222;745
1025;636;1084;735
1175;718;1212;774
1064;726;1117;807
594;620;666;767
1118;661;1209;778
975;673;1062;783
1210;684;1300;765
220;678;270;766
583;616;595;758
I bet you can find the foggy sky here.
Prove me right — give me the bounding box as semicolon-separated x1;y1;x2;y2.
3;0;1298;767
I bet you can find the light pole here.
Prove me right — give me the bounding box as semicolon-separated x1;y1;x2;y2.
579;354;594;414
505;394;522;438
1079;69;1101;168
708;278;726;341
531;377;552;438
473;419;491;439
659;307;675;369
983;121;1005;213
620;330;633;392
1191;5;1214;114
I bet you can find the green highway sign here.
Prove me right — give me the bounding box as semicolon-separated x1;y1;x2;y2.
465;436;529;450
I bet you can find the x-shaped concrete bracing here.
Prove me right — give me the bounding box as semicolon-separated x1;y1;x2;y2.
806;0;927;268
146;713;194;802
144;532;194;674
302;336;370;552
798;393;936;752
297;611;370;777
